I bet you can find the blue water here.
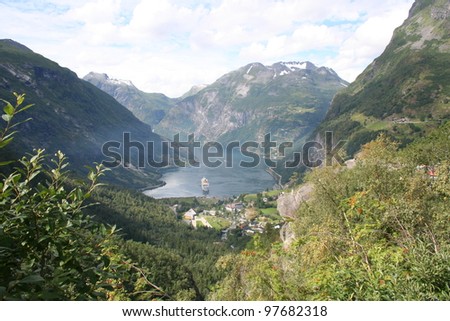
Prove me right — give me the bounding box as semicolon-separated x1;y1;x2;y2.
143;154;276;198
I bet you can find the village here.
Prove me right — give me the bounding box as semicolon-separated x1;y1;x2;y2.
163;190;284;240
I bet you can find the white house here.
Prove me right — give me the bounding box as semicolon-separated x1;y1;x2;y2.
183;208;197;220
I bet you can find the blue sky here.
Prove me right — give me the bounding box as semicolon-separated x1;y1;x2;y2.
0;0;414;96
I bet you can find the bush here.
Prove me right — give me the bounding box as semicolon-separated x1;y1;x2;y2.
0;94;165;300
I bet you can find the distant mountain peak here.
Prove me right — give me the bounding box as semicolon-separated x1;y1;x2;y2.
267;61;341;79
157;59;347;143
181;84;209;99
84;72;135;88
83;72;175;126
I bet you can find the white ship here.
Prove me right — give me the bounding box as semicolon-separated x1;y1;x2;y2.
201;177;209;193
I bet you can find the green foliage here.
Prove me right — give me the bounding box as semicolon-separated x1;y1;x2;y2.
203;216;231;230
120;240;198;300
0;150;165;300
212;124;450;300
0;94;165;300
83;186;241;299
0;93;33;152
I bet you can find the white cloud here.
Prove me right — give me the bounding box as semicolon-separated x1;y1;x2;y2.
0;0;415;96
122;0;206;43
239;23;353;62
327;1;413;82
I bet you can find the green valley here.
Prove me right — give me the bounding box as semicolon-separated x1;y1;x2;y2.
1;0;449;304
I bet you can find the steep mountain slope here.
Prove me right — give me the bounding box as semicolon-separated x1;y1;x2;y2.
0;39;165;188
156;61;348;143
83;72;176;126
315;0;450;155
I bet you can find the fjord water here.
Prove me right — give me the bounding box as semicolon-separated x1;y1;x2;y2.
143;152;276;198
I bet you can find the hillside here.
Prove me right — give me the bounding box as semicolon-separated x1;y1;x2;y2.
315;0;450;155
211;0;450;301
0;39;166;188
156;61;348;143
212;121;450;300
83;72;176;126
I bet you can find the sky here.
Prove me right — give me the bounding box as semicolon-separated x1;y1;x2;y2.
1;0;414;97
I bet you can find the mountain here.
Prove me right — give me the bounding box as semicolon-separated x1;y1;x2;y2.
180;84;209;100
0;39;165;188
315;0;450;156
156;61;348;143
83;72;176;126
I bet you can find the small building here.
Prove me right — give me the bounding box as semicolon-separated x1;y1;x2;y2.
253;227;264;234
225;202;244;212
183;208;197;220
225;204;234;212
244;228;255;235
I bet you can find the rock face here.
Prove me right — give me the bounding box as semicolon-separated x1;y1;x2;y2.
277;183;313;220
156;61;348;143
277;183;314;247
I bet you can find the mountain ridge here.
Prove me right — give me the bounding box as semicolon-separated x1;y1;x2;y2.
83;72;176;126
314;0;450;155
156;60;348;143
0;39;166;188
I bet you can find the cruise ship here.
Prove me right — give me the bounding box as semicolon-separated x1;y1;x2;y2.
201;177;209;193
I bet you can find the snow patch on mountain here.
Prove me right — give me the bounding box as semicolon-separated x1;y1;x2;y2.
109;78;134;87
84;72;135;87
281;61;309;71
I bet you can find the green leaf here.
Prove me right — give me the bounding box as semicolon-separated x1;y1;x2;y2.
0;160;14;166
15;93;25;106
9;117;33;129
19;274;45;284
2;114;12;122
3;102;14;116
17;103;34;113
12;173;22;184
0;137;14;148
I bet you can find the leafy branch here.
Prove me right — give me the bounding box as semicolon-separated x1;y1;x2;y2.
0;92;34;149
